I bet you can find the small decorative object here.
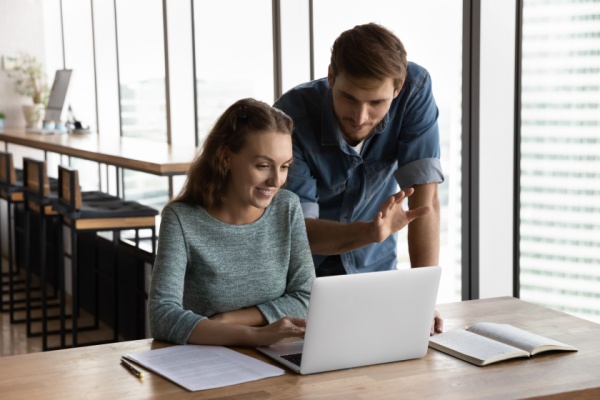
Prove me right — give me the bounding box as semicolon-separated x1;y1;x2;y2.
43;120;55;130
4;54;49;128
22;104;45;129
0;111;5;130
55;120;67;133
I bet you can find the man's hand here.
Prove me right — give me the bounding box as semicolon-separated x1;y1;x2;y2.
371;188;431;243
430;309;444;336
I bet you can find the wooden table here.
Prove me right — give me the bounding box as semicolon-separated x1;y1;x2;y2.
1;297;599;399
0;129;195;176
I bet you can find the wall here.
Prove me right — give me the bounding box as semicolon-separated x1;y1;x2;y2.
0;0;47;128
0;0;50;256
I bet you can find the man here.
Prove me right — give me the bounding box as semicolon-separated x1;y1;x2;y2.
275;23;444;333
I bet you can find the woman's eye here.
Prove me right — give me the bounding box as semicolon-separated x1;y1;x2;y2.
257;164;269;169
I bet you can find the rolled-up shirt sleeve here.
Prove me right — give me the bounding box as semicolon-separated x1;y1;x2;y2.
394;69;445;189
286;140;320;219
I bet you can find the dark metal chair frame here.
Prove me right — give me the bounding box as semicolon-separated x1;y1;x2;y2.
53;164;158;349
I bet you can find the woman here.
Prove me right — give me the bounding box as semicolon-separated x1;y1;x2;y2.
148;98;315;347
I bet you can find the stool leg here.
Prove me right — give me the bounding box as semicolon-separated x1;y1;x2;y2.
8;201;25;318
112;230;119;343
0;198;5;312
134;229;142;339
23;208;32;328
93;234;99;330
71;227;78;347
58;219;66;349
41;212;48;350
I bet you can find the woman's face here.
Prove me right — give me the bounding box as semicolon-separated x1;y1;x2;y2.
223;130;293;223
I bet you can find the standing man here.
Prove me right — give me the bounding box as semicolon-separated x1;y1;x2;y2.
275;23;444;332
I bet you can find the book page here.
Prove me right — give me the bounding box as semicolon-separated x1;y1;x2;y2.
429;330;530;366
125;345;284;391
467;322;577;354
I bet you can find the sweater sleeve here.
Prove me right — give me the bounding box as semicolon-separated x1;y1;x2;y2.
256;196;315;322
148;206;204;344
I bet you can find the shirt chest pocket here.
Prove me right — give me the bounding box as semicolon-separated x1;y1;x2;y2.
363;157;397;199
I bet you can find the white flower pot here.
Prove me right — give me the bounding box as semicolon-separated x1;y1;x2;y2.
22;104;45;129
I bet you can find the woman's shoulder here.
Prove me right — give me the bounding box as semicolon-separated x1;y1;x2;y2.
162;201;203;218
273;188;300;206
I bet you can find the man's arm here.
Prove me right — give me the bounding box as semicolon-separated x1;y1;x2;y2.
406;182;440;267
406;182;443;334
305;188;430;255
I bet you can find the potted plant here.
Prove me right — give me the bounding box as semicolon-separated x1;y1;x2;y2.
0;111;5;130
5;54;49;129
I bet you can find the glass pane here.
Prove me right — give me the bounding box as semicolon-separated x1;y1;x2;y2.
280;0;311;92
519;0;600;323
193;0;274;145
62;0;97;131
115;0;168;208
115;0;167;142
312;0;463;303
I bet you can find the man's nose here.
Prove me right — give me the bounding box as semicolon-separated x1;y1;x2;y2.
353;103;369;125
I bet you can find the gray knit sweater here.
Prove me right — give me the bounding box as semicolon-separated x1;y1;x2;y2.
148;189;315;345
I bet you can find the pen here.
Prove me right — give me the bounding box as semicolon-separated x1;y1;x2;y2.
121;357;144;379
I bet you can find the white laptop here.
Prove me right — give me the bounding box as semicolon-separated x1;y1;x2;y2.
257;266;441;374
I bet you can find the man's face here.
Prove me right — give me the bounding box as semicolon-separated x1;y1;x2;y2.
328;70;400;146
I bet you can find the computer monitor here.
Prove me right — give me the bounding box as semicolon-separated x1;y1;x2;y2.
44;69;72;123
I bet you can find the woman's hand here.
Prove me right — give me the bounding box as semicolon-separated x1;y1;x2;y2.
250;317;306;347
188;315;306;347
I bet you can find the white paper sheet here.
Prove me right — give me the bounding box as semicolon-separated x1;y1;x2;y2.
125;345;284;391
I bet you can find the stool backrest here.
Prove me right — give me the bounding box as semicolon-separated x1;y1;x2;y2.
23;158;52;198
58;165;82;211
0;151;17;186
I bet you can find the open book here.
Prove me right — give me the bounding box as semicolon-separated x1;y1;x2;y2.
428;322;577;366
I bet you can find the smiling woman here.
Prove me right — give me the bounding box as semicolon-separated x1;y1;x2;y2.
148;98;315;348
220;130;294;224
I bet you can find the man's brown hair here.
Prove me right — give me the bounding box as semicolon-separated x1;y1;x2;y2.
330;23;407;89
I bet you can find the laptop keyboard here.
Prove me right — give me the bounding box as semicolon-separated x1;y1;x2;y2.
281;353;303;366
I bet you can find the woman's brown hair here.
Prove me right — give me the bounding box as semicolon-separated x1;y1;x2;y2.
172;98;293;208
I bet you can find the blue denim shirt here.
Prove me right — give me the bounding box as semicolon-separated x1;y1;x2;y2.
275;62;444;273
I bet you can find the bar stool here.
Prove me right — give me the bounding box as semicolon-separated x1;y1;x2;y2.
23;159;117;350
0;152;25;318
21;157;63;341
54;164;158;349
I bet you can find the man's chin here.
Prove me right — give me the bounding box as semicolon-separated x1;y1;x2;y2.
341;127;373;143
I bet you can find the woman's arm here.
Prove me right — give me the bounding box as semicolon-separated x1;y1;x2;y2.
209;306;267;326
187;316;306;347
148;206;203;344
255;197;316;321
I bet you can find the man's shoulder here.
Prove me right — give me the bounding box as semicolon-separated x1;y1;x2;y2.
274;78;329;117
405;61;431;89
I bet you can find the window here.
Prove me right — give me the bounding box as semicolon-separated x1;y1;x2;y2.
311;0;463;303
519;0;600;323
193;0;274;145
33;1;464;304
